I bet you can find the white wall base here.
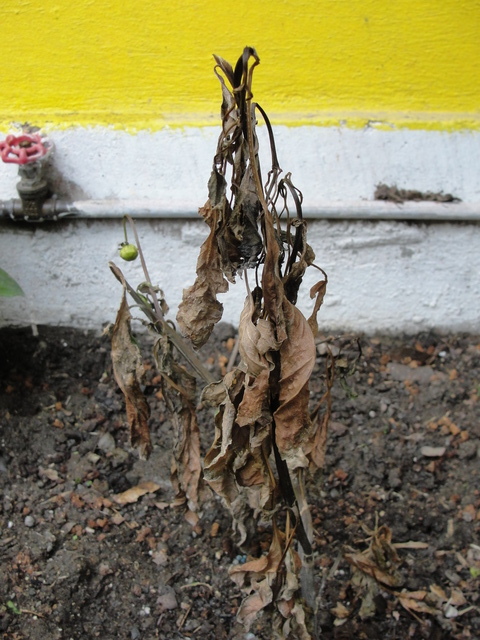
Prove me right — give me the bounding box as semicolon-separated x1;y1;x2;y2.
0;125;479;334
1;218;478;334
1;125;479;204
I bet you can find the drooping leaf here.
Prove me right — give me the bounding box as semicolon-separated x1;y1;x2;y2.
169;371;202;512
203;366;275;543
235;579;274;630
273;301;316;462
230;166;263;266
236;368;271;428
153;334;203;513
304;412;329;470
282;219;315;305
261;219;287;343
204;369;246;504
238;291;279;377
231;522;311;638
307;276;327;337
176;200;229;348
230;519;285;586
111;290;152;459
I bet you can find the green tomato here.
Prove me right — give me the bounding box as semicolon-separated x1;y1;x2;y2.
119;243;139;261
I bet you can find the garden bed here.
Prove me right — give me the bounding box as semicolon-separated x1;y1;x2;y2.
0;325;479;639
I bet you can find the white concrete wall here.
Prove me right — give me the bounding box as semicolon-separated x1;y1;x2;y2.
1;126;479;334
2;126;480;204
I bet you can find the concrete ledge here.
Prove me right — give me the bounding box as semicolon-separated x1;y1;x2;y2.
1;125;479;333
1;218;478;334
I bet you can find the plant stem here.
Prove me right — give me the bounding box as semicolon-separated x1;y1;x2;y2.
109;261;216;385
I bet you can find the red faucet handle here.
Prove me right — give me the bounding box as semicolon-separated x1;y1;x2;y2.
0;133;50;165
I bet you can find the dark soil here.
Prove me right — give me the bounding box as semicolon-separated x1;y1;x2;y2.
0;325;479;640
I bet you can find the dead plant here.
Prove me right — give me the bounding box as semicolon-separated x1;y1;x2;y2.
110;47;328;639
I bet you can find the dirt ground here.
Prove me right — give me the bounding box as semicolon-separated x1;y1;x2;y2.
0;324;479;640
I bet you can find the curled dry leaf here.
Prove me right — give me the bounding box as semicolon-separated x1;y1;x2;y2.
176;201;229;348
307;277;327;337
111;290;152;459
204;367;276;543
345;524;404;600
238;292;279;377
204;369;246;503
345;552;403;588
236;368;271;429
304;412;329;471
231;523;311;638
394;590;438;616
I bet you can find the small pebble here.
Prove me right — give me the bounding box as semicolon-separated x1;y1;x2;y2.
24;515;35;528
130;626;140;640
97;432;116;453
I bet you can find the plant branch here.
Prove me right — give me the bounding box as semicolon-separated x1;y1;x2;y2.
109;262;216;385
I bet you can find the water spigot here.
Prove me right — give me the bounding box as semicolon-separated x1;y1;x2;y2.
0;132;54;220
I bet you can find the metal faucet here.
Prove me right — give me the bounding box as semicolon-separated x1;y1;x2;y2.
0;132;68;221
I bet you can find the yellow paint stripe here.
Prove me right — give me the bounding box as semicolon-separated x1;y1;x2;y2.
1;0;479;131
2;112;480;133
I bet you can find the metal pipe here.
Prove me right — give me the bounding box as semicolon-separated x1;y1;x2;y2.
1;197;480;222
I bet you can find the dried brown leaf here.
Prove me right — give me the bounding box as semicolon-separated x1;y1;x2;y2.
235;579;273;629
154;337;202;513
282;220;315;305
169;395;203;512
238;292;279;377
261;200;287;343
307;277;327;337
274;599;312;640
113;481;160;505
304;412;329;470
231;523;310;637
176;200;229;348
213;54;235;86
393;540;429;550
345;552;403;588
395;590;438;615
204;369;246;504
230;520;285;585
236;369;271;428
274;301;316;459
429;584;448;602
331;602;350;619
111;291;152;458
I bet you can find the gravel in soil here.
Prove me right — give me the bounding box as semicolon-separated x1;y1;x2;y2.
0;325;479;640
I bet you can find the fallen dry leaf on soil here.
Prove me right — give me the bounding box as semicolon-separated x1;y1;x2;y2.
112;481;161;505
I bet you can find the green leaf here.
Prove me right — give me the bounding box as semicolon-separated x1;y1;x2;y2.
6;600;21;615
0;268;24;297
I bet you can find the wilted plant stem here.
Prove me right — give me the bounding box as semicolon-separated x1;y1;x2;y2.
111;217;216;386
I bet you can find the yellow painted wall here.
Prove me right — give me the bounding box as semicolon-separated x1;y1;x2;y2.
2;0;480;130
